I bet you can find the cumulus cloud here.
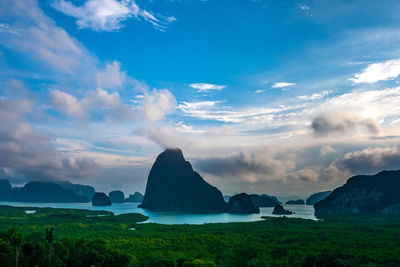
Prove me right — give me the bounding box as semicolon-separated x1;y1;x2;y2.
349;59;400;84
271;82;296;89
50;89;86;117
50;88;127;119
52;0;175;32
334;146;400;174
141;89;177;121
133;126;184;148
96;61;127;89
189;83;226;92
311;113;381;136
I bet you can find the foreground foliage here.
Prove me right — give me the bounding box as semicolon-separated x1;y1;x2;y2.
0;205;400;266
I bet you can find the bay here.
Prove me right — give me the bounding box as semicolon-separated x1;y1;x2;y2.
0;201;316;224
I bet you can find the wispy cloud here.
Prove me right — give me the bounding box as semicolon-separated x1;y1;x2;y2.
349;59;400;84
189;83;227;92
52;0;175;32
297;90;332;101
271;82;296;89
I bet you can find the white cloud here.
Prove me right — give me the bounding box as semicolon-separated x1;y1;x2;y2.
133;126;184;148
272;82;296;89
299;4;310;11
96;61;126;90
141;89;177;121
50;89;86;117
297;90;332;101
52;0;175;32
50;88;132;120
349;59;400;84
189;83;227;92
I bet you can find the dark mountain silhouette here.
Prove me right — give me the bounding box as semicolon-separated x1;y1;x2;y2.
139;148;229;213
250;194;280;207
92;192;111;206
306;191;331;206
125;192;144;202
273;204;293;215
10;181;88;203
315;170;400;217
109;190;124;203
0;179;12;201
228;193;260;214
56;181;95;199
286;199;305;205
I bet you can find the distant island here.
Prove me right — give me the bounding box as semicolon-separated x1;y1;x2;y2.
125;192;144;203
0;180;91;203
272;204;293;215
315;170;400;217
286;199;305;205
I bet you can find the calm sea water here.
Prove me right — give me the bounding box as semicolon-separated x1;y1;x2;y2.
0;201;317;224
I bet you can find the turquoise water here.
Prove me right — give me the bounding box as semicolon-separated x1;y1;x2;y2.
0;202;316;224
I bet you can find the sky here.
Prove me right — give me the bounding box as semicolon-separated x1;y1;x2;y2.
1;0;400;198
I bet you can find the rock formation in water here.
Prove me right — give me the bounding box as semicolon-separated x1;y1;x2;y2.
306;191;331;206
56;181;96;199
286;199;305;205
92;192;112;206
315;170;400;217
139;148;229;213
109;190;125;203
272;204;293;215
250;194;280;207
125;192;144;202
0;179;12;201
228;193;260;214
10;181;89;203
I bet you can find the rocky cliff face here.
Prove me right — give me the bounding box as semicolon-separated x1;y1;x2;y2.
228;193;260;214
109;190;125;203
249;194;280;207
306;191;331;206
314;170;400;217
125;192;144;202
139;148;228;213
92;192;112;206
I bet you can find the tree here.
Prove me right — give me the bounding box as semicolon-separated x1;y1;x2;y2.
45;228;54;267
7;229;22;267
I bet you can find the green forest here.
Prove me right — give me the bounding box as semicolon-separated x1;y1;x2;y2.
1;205;400;267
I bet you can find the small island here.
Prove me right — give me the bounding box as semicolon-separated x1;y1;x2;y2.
272;204;293;215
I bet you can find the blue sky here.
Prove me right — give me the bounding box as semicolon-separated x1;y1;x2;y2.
1;0;400;197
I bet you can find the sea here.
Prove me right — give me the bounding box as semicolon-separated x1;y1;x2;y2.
0;201;317;224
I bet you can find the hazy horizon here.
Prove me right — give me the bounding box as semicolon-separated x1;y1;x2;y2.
1;0;400;198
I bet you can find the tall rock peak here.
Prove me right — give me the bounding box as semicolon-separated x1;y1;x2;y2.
139;148;228;213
